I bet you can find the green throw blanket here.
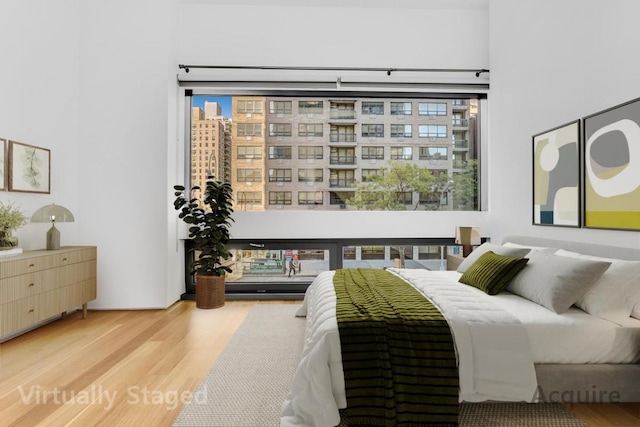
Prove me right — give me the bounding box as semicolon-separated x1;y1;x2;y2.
334;268;459;427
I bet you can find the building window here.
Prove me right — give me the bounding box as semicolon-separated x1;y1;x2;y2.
237;191;262;204
362;169;383;181
390;102;412;116
420;146;449;160
268;168;292;182
418;125;448;138
330;147;356;164
395;191;413;205
362;124;384;138
390;146;413;160
237;100;263;114
390;124;412;138
362;146;384;160
330;169;355;187
298;191;323;205
238;168;262;182
298;168;323;182
268;146;292;159
298;146;323;159
362;102;384;115
298;100;323;114
237;146;261;159
418;102;447;116
269;100;292;115
269;191;292;205
237;123;262;137
298;123;323;137
269;123;292;137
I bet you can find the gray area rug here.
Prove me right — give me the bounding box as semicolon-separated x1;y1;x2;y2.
173;304;587;427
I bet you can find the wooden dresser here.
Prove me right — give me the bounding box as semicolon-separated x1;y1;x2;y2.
0;246;97;340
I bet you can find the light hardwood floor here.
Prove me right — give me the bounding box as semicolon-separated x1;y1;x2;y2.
0;300;638;427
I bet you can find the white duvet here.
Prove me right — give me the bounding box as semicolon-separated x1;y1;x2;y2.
280;268;539;427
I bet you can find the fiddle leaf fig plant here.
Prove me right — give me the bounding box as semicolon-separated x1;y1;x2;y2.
173;178;235;277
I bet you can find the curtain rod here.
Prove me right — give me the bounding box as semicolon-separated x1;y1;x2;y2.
178;64;490;77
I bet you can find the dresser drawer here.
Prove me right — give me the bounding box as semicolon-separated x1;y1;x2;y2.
56;247;97;267
0;270;59;304
1;297;38;336
0;255;56;279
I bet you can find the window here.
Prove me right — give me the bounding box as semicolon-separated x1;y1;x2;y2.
362;124;384;138
362;168;383;181
362;102;384;115
298;123;323;137
420;146;448;160
190;94;481;212
390;124;412;138
418;102;447;116
237;100;263;114
298;168;323;182
268;168;292;182
299;100;323;114
269;123;292;137
390;146;412;160
390;102;412;116
269;100;292;115
395;191;413;205
298;191;323;205
362;146;384;160
238;168;262;182
237;123;262;137
298;146;323;159
268;146;292;159
330;147;356;164
330;169;355;187
269;191;292;205
418;125;447;138
237;191;262;204
237;146;262;159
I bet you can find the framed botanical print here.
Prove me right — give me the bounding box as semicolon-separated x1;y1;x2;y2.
532;120;581;227
8;140;51;194
583;97;640;231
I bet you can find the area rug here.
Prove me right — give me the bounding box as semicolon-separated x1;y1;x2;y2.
173;304;587;427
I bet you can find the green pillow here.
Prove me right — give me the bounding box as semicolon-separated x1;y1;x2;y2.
459;251;529;295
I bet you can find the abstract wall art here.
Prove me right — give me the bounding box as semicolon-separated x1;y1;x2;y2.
8;140;51;194
583;97;640;231
532;120;581;227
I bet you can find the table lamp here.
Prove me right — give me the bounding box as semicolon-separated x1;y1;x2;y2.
31;204;75;250
455;226;481;257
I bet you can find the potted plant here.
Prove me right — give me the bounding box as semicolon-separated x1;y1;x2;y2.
0;201;28;250
173;178;234;309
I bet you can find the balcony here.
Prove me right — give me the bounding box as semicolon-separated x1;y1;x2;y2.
329;109;357;122
451;100;469;110
453;119;469;128
453;139;469;150
330;179;356;188
330;155;356;165
329;132;357;143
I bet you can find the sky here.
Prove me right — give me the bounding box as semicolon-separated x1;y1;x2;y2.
192;96;232;118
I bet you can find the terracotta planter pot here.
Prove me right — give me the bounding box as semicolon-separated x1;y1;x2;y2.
195;274;225;309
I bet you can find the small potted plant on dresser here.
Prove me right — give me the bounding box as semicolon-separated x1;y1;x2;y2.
173;178;234;309
0;201;28;251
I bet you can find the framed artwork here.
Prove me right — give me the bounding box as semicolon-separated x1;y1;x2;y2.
532;120;581;227
583;97;640;231
8;140;51;194
0;138;6;191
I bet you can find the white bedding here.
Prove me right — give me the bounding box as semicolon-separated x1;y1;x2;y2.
281;268;539;427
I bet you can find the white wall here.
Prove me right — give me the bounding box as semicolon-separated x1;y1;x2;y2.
489;0;640;250
2;0;637;311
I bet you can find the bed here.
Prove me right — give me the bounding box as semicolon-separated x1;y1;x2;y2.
280;235;640;427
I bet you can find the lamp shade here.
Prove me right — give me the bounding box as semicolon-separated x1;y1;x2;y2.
31;204;75;250
31;204;75;223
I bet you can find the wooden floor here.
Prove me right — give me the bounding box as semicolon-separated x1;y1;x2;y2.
0;300;638;427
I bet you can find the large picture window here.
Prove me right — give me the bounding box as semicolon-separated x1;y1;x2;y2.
188;94;481;212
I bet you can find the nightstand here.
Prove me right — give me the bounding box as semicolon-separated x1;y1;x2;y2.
446;253;466;271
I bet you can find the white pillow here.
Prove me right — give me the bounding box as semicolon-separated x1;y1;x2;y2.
456;243;530;273
633;301;640;320
555;249;640;323
507;250;611;314
503;242;553;252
